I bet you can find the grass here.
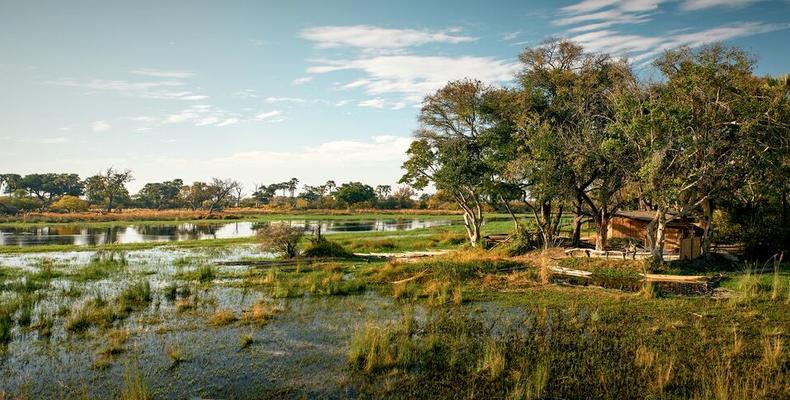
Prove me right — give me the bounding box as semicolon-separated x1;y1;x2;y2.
239;333;254;349
349;296;790;399
70;251;128;282
116;281;152;314
242;298;280;324
65;296;119;332
120;360;151;400
209;310;238;326
176;264;217;283
166;344;188;366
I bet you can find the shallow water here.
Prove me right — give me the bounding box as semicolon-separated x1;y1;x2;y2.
0;218;465;247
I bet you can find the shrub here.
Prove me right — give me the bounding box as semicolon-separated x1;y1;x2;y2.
49;195;90;213
256;223;305;258
302;237;354;258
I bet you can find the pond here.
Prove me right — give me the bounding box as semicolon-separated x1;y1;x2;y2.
0;218;465;247
0;246;529;398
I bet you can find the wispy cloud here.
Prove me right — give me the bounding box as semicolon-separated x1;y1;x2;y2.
232;89;259;99
291;76;313;85
681;0;762;11
570;21;789;64
265;96;308;104
308;55;518;102
254;110;283;121
358;98;407;110
45;79;208;101
92;121;111;132
216;117;240;127
300;25;476;50
130;68;195;79
39;137;69;144
557;0;786;65
502;31;521;40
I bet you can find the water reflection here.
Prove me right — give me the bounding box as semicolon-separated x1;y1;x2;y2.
0;219;466;247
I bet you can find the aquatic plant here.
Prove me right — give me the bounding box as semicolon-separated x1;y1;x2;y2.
120;361;151;400
209;310;237;326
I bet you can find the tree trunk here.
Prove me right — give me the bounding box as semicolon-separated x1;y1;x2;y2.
540;202;554;250
700;198;714;256
594;210;611;251
646;208;667;263
571;194;583;247
462;211;482;247
499;195;520;231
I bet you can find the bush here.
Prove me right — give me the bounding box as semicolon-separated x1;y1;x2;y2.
302;237;354;258
256;223;305;258
49;195;90;213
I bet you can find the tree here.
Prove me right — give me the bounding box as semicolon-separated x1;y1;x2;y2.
0;174;21;194
650;44;789;256
135;179;183;209
50;195;90;213
514;39;638;251
206;178;240;214
335;182;376;207
375;185;392;200
181;182;212;210
7;173;83;208
84;168;133;212
257;223;305;258
286;178;299;198
401;79;495;246
252;184;277;205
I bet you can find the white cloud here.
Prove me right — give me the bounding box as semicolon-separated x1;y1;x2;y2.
681;0;761;10
224;135;412;165
130;68;195;78
216;118;239;127
92;121;111;132
358;98;406;110
265;96;308;103
308;55;518;101
141;104;245;128
39;137;69;144
334;99;353;107
300;25;476;50
232;89;259;99
45;79;208;101
291;76;313;85
502;31;521;41
254;110;283;120
570;21;789;63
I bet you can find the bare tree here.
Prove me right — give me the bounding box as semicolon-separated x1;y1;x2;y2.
206;178;240;214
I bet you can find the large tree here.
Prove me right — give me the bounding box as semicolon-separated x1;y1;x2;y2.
335;182;376;207
135;179;184;210
206;178;241;214
401;79;495;246
516;39;638;251
84;168;133;212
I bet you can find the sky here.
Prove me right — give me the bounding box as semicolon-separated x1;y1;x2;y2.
1;0;788;193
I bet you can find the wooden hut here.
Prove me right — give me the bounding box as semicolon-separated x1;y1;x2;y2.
608;211;703;260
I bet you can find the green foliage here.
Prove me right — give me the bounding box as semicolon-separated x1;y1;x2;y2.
335;182;376;207
302;237;354;258
49;195;89;212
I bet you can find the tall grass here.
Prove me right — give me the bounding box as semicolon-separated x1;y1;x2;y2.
348;305;789;399
120;360;151;400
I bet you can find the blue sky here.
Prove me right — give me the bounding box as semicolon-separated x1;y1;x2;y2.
1;0;788;193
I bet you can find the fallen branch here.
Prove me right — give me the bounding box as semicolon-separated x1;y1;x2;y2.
391;270;429;285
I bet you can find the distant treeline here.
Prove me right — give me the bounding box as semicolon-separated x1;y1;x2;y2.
0;170;446;215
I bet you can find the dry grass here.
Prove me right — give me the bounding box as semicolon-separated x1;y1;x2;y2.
242;299;279;324
209;310;237;326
